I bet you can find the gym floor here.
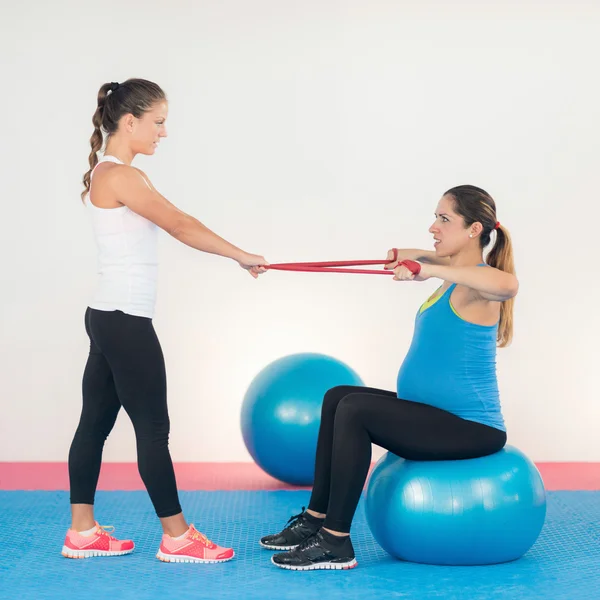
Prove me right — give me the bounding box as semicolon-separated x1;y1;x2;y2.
1;463;599;600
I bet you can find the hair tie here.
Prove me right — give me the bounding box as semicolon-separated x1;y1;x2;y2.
108;82;120;94
495;221;500;230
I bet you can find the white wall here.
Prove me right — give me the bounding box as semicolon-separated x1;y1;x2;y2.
1;0;598;463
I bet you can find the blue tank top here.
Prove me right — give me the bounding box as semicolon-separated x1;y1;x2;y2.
396;282;506;431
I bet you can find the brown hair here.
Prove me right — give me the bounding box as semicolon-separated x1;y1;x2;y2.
81;79;166;201
444;185;515;347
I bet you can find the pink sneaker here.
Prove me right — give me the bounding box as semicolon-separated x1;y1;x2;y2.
62;523;135;559
156;524;235;563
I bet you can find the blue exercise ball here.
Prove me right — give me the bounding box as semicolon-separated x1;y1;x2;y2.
365;446;546;565
241;353;363;485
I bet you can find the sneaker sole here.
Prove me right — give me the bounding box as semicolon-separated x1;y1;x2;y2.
156;550;235;564
259;540;298;551
271;556;358;571
61;546;134;559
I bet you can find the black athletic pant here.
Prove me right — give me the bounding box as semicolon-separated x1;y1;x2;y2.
308;386;507;533
68;308;182;518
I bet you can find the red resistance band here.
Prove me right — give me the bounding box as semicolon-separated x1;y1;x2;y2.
266;249;421;276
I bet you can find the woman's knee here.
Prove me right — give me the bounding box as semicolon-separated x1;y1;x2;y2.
132;415;171;446
72;422;112;447
335;393;369;420
322;386;359;417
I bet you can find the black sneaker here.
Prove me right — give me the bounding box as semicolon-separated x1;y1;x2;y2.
259;507;323;550
271;530;357;571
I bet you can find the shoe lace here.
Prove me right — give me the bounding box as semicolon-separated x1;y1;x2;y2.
189;527;213;546
97;525;117;540
285;506;307;530
296;532;320;552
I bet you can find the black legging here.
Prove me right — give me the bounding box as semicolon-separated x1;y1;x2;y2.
68;308;182;518
308;386;507;533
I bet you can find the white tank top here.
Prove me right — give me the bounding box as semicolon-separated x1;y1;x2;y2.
86;155;158;318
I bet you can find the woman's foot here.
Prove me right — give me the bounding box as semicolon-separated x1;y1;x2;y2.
62;522;135;558
260;507;324;550
156;524;235;563
271;529;357;571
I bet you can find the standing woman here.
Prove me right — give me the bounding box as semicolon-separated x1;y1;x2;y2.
63;79;268;563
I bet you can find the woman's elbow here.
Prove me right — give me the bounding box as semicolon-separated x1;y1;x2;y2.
504;275;519;299
167;215;192;240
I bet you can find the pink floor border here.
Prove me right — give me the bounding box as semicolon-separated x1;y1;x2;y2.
0;462;598;491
